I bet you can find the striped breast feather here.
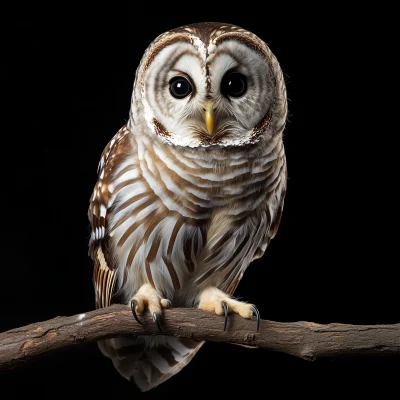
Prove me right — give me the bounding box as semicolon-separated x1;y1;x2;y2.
88;125;132;308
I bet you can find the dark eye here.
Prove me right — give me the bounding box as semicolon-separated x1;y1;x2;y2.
169;76;193;99
221;72;247;98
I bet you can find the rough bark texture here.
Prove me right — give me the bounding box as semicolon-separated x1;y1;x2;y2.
1;305;399;372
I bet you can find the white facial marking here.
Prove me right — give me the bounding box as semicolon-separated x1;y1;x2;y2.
190;36;207;62
130;28;282;150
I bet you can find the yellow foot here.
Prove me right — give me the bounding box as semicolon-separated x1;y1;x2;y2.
198;287;260;332
130;283;171;331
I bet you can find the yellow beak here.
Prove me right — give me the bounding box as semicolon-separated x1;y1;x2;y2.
204;101;214;135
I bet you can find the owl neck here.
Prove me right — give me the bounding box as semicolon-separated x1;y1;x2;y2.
129;126;284;217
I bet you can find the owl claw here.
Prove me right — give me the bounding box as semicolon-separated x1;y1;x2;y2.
153;312;163;332
221;301;229;331
250;305;260;332
161;299;172;309
199;288;260;332
131;299;144;325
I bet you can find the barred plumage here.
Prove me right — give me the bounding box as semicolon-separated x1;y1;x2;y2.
88;22;287;391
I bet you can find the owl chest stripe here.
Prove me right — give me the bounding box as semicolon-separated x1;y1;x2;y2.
147;143;269;211
117;208;157;247
110;137;283;293
167;217;185;255
162;255;181;290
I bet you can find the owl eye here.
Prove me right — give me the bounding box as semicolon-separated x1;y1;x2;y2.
169;76;193;99
221;72;247;98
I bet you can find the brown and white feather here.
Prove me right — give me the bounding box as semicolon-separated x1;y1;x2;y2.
88;22;288;391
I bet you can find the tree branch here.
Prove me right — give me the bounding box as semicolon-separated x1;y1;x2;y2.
1;305;399;372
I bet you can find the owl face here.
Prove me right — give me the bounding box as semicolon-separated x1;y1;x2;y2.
130;23;283;148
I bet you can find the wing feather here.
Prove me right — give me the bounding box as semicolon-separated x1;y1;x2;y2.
195;153;287;295
252;161;287;261
88;126;131;308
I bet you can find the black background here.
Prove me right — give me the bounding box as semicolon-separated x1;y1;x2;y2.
1;10;398;397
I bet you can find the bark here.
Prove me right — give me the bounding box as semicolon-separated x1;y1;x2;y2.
1;305;399;372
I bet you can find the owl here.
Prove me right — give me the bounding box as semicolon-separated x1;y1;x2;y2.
88;22;287;391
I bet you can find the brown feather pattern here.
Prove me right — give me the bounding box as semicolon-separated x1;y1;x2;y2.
88;22;288;392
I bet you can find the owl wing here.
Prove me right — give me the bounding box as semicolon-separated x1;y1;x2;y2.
88;126;131;308
195;155;287;295
252;165;287;261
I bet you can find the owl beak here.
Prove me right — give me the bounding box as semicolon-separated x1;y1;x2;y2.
204;101;214;135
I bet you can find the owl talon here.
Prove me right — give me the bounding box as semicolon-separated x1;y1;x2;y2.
131;299;144;325
221;301;229;331
153;312;163;332
161;299;172;309
199;287;261;331
250;305;260;332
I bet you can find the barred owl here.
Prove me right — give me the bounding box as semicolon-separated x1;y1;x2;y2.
88;22;287;391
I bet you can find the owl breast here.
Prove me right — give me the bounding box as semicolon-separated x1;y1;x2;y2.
107;127;286;305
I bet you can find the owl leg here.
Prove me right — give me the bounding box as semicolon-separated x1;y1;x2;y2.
130;283;171;331
198;287;260;332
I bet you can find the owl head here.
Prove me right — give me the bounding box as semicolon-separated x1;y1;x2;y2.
128;22;287;148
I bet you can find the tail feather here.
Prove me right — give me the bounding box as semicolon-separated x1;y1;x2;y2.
99;337;204;391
